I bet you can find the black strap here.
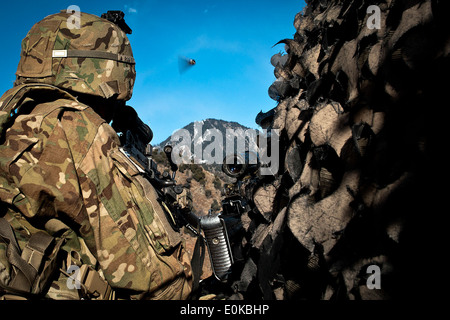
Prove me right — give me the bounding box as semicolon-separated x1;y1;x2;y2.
0;217;54;294
0;217;20;254
0;217;37;292
21;231;54;273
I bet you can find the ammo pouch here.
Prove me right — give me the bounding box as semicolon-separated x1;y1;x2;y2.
0;215;114;300
0;217;63;298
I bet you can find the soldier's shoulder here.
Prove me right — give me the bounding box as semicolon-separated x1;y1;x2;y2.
34;98;105;129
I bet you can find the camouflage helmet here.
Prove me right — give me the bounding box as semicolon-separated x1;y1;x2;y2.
15;10;135;101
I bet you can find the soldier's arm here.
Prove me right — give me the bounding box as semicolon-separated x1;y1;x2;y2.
74;120;193;299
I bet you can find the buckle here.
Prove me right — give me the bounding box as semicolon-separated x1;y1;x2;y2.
78;265;114;300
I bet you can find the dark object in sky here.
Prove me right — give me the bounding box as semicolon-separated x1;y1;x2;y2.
178;55;196;74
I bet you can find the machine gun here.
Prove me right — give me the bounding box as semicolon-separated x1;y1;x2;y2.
111;106;234;282
221;151;261;217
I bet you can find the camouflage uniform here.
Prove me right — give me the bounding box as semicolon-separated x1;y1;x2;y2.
0;11;192;299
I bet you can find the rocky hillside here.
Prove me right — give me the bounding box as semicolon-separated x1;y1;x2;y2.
153;118;255;212
228;0;448;300
153;152;224;216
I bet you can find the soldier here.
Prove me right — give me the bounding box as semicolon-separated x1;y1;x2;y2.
0;10;193;299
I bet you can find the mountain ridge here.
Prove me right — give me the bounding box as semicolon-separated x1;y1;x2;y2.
155;118;255;148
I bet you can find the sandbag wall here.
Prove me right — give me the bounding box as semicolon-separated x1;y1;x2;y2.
232;0;448;300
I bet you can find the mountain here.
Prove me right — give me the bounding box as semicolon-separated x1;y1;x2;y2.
157;118;255;149
156;118;258;174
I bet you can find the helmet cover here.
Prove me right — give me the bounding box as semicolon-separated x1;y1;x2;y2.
15;11;136;101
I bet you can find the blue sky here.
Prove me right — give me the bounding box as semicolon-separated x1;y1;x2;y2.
0;0;305;144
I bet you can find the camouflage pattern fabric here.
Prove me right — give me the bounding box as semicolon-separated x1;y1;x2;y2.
0;84;193;299
15;11;135;101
